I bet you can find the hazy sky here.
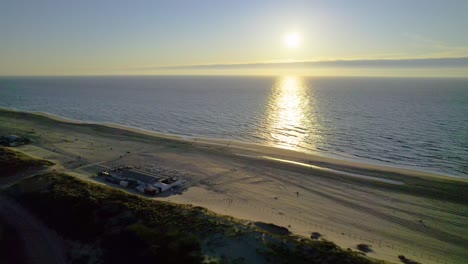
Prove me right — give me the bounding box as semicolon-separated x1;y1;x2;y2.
1;0;467;76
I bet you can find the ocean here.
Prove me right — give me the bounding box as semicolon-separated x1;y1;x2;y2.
0;76;467;178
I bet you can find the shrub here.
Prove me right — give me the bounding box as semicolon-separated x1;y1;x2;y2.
357;243;372;253
311;232;321;240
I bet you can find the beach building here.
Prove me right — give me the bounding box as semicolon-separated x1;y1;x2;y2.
0;134;25;146
135;184;159;195
109;167;160;184
136;185;146;193
119;181;129;187
103;166;184;195
153;177;183;192
105;174;124;183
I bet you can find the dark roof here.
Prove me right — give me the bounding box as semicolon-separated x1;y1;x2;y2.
4;135;20;141
120;169;159;183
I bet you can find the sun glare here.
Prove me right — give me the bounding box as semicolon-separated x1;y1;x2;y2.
263;76;321;150
284;33;301;49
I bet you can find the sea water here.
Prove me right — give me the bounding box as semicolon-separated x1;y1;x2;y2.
0;76;467;178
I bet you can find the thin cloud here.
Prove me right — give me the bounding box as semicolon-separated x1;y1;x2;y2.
129;57;468;71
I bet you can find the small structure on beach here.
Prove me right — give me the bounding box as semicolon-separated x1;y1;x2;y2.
104;174;124;184
153;177;183;192
101;166;184;196
0;134;31;147
119;168;159;184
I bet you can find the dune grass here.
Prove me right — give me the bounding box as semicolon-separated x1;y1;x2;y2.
5;172;383;263
0;147;53;177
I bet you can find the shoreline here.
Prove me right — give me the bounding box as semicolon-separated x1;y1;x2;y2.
0;107;463;181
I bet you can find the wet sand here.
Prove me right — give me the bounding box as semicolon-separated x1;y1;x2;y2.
1;108;467;264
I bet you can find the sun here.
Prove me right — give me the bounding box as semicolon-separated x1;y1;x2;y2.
284;32;301;49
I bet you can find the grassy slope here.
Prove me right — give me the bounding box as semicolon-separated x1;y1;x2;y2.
5;172;383;264
0;146;49;264
0;147;53;177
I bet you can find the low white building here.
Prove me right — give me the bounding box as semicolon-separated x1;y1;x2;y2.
136;184;146;193
1;134;21;146
153;178;183;192
119;181;129;187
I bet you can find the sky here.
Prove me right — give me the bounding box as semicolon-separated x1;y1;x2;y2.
1;0;468;76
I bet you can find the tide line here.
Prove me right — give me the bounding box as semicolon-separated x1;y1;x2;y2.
236;154;404;185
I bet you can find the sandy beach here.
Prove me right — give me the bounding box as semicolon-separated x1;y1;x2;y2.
1;108;467;264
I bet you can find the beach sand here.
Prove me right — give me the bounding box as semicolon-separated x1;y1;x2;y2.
1;108;467;264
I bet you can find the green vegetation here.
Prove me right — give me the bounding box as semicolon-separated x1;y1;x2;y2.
6;173;217;263
398;255;420;264
5;173;383;263
254;222;291;236
0;147;53;177
357;243;372;253
262;239;380;264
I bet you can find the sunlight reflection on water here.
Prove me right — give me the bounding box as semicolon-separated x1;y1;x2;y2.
263;76;322;150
